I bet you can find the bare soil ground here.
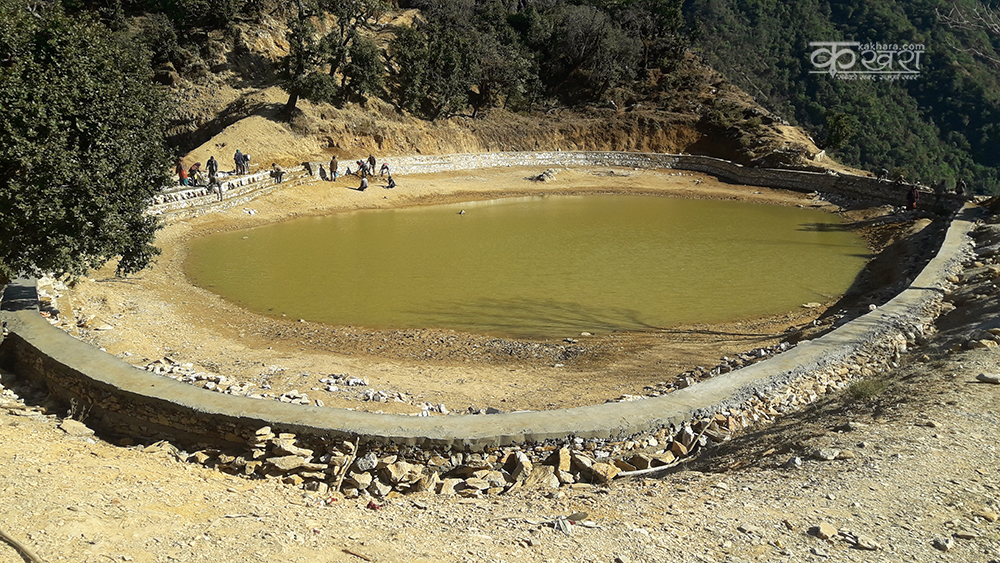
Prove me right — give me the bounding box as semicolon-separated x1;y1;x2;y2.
2;215;999;562
5;168;990;563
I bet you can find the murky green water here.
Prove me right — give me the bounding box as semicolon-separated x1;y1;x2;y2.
186;195;869;339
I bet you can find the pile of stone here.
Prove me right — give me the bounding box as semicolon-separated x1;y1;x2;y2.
318;373;368;391
360;389;408;403
531;169;558;182
418;403;449;415
141;358;437;411
174;410;753;500
275;389;312;405
143;358;255;397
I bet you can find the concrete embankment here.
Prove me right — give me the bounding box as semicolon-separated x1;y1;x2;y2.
150;151;966;218
0;152;980;496
0;203;978;450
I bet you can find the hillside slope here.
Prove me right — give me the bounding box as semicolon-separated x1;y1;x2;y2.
687;0;1000;192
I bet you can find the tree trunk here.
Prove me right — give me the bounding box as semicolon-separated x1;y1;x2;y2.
283;88;301;119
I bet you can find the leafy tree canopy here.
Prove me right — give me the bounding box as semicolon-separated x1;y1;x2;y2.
686;0;1000;193
0;0;171;278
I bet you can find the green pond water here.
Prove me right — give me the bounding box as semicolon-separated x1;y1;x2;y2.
185;195;870;339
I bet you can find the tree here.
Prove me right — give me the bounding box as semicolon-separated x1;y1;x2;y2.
544;4;641;101
281;0;321;115
319;0;385;89
824;110;860;150
341;33;385;103
282;0;386;114
388;20;480;120
0;0;171;278
387;24;430;114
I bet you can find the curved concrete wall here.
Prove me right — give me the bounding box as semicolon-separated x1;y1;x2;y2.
147;151;965;218
0;192;979;450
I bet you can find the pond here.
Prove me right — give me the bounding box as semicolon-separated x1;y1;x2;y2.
185;195;869;339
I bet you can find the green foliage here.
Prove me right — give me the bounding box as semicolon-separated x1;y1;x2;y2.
686;0;1000;193
342;34;385;103
704;100;752;131
281;0;387;113
385;0;693;115
824;110;860;150
387;19;480;119
0;0;171;278
848;378;888;400
134;12;183;66
387;24;430;114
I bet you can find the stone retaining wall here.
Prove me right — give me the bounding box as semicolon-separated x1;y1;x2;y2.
146;151;965;219
383;151;963;211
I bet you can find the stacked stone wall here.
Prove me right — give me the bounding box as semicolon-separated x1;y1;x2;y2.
147;151;965;219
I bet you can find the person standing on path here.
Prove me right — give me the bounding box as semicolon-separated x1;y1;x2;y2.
234;150;244;175
175;160;188;186
906;185;920;211
368;154;376;174
207;156;218;182
330;156;338;181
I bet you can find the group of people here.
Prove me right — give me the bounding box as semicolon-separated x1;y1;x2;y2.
354;154;396;191
234;150;251;175
308;153;396;192
904;177;969;212
174;156;220;188
173;149;398;199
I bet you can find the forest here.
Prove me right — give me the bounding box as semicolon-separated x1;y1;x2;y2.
686;0;1000;193
14;0;1000;194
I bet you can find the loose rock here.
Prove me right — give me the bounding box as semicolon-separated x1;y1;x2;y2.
810;522;838;540
932;536;954;552
976;372;1000;384
59;419;95;438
